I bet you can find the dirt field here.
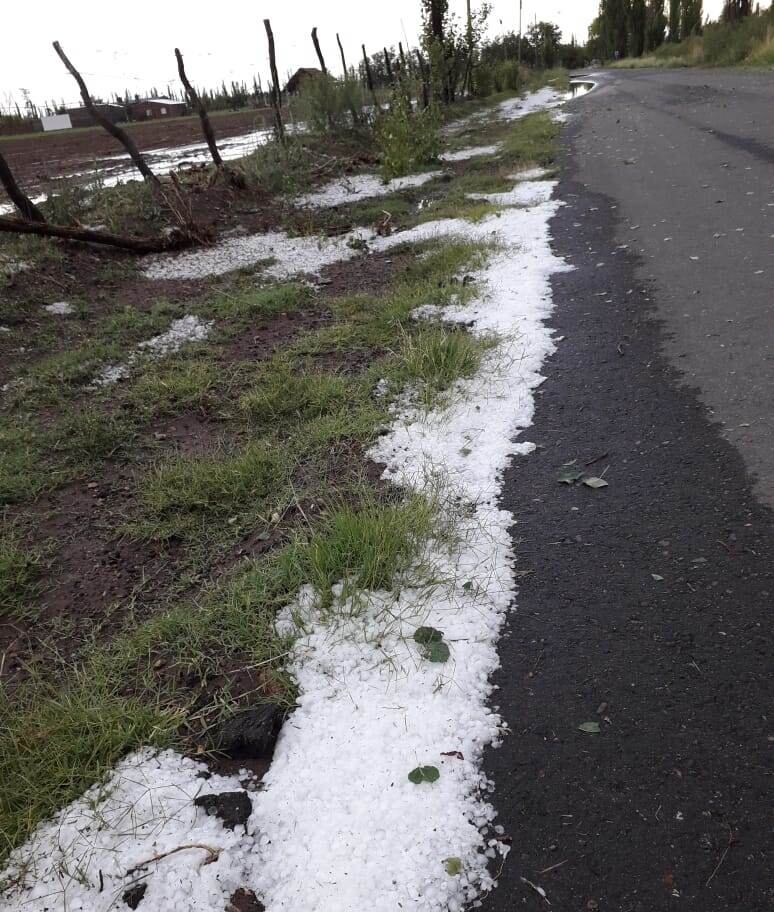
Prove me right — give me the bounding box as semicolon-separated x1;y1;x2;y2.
0;108;274;196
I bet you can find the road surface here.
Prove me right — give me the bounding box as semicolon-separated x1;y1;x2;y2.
486;69;773;912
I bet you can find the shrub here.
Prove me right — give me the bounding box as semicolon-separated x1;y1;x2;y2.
375;93;441;179
474;64;494;97
293;74;368;134
493;60;523;92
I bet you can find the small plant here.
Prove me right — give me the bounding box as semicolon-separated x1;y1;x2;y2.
293;74;368;134
375;93;441;180
239;137;314;195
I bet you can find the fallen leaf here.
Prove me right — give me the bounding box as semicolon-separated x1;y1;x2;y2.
583;477;609;489
445;857;462;876
424;640;450;663
441;750;465;760
414;626;443;645
408;765;440;784
558;467;585;485
578;721;601;734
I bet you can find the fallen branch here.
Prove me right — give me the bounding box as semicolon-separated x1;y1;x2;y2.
0;151;46;223
175;47;223;168
126;843;221;877
0;215;195;254
53;40;160;187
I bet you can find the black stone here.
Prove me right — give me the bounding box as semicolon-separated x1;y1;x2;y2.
122;882;147;910
193;791;252;830
212;704;285;760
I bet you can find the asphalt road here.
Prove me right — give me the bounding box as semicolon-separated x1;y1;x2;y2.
485;69;773;912
566;67;774;507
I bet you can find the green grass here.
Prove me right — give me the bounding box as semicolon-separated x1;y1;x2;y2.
0;670;179;864
141;442;288;530
0;532;38;620
239;360;354;425
125;358;221;417
208;280;313;325
279;494;438;617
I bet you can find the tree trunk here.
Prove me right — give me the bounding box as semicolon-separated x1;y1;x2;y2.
263;19;286;144
383;47;394;84
52;41;159;186
311;27;328;74
0;151;46;223
0;215;195;254
415;50;430;109
175;48;223;167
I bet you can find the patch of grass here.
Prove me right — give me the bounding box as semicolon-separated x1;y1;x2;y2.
125;358;221;417
210;281;313;325
18;342;122;406
0;670;178;865
414;197;500;225
395;324;495;405
239;360;353;425
0;532;39;620
51;410;134;465
140;442;288;531
0;421;50;506
499;111;561;169
279;494;437;616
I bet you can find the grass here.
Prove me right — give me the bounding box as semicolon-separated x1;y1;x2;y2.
0;84;568;868
0;670;179;865
0;532;38;620
279;494;438;617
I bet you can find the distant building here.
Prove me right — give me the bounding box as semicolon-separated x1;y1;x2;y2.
127;97;188;120
284;68;324;95
40;113;73;132
65;103;126;128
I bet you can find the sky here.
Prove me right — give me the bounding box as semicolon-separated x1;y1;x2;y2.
1;0;729;111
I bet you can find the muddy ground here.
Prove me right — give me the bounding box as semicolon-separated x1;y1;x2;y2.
0;108;273;195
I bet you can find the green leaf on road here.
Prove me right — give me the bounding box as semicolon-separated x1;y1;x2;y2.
583;477;609;489
578;721;601;734
408;765;440;784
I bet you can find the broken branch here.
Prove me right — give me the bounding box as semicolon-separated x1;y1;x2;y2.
0;150;46;222
175;48;223;168
0;215;194;254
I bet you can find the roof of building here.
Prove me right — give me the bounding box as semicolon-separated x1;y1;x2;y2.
133;97;185;105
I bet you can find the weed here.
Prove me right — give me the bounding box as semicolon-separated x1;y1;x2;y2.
293;74;369;134
126;358;220;417
376;94;441;179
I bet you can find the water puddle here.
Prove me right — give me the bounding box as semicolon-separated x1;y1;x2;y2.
567;80;595;99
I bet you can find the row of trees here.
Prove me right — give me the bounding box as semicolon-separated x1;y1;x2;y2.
588;0;705;58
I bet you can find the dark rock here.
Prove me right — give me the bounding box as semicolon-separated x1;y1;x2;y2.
122;882;147;910
228;887;266;912
194;791;253;830
213;704;285;760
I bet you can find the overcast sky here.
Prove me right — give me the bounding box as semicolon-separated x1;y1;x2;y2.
2;0;729;110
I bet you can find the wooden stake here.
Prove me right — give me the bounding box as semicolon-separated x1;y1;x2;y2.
415;50;430;108
383;47;394;84
311;27;328;74
52;41;159;186
263;19;285;144
0;151;46;223
175;48;223;168
336;33;348;76
362;45;378;109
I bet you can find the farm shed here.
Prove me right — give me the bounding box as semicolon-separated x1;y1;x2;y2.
65;103;126;128
284;68;323;95
127;98;188;120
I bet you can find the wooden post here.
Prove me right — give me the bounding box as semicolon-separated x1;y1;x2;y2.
362;45;378;109
336;33;348;77
415;50;430;109
0;151;46;223
175;48;223;168
383;47;394;84
263;19;285;144
311;27;328;74
52;41;159;186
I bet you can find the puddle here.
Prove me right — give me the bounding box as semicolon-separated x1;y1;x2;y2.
567;81;595;99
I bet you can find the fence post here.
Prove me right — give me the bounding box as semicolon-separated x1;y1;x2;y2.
311;27;328;74
336;33;348;76
362;45;379;110
263;19;286;144
52;41;159;186
174;48;224;168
